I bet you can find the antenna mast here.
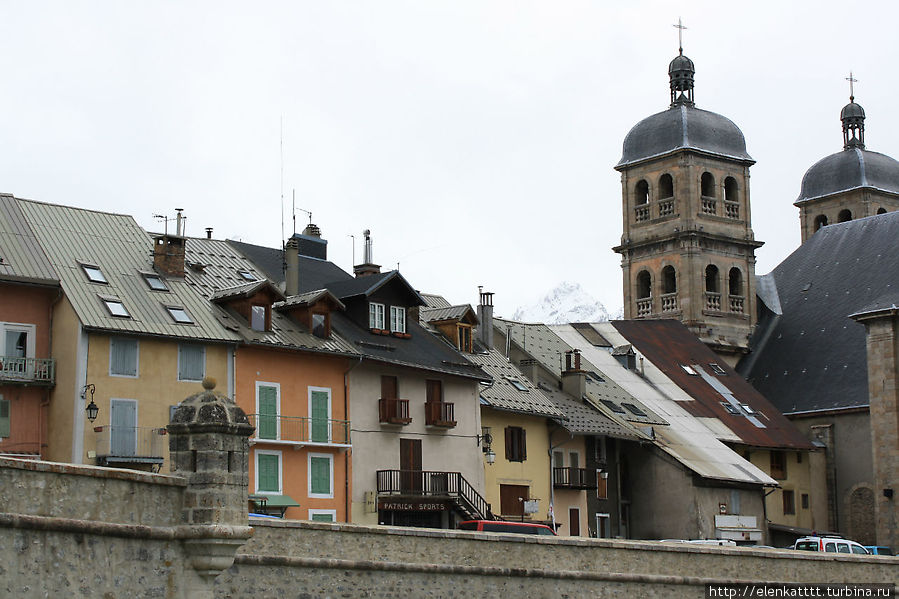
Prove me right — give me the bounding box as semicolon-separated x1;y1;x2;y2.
280;116;285;249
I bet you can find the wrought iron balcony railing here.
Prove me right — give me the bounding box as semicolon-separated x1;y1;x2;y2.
0;356;55;385
93;425;166;466
248;414;351;447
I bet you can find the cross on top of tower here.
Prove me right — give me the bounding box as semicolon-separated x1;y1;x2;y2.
846;71;858;102
673;18;687;55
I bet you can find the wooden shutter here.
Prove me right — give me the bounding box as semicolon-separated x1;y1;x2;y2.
505;427;513;461
258;386;278;440
310;456;330;495
381;376;397;400
257;453;279;492
519;428;526;461
310;390;329;443
426;380;441;404
0;399;9;438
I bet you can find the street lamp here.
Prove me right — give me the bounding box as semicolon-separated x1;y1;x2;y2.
81;384;99;423
477;427;496;465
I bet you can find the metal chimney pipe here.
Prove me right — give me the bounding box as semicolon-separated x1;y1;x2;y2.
175;208;184;237
205;227;213;239
363;229;373;264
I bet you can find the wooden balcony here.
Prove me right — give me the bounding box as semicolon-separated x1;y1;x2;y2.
425;401;455;428
0;356;55;386
248;414;351;449
379;398;411;425
553;467;596;490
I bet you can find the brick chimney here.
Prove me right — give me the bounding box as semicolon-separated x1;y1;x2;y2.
561;349;586;399
477;288;494;349
353;229;381;278
153;210;187;277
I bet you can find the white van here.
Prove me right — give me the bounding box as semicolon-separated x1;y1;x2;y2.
793;536;869;554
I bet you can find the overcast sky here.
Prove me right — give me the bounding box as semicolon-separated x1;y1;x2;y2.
2;1;897;316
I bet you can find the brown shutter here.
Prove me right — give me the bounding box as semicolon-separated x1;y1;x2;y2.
520;428;526;461
505;427;512;461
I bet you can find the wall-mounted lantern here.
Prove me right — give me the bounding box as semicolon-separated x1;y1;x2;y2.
81;384;99;423
477;427;496;465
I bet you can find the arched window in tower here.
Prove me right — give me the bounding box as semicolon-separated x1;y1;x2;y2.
635;270;652;317
728;268;744;314
701;173;716;215
877;207;887;215
724;177;739;219
814;214;828;231
838;209;852;223
661;266;678;312
658;174;675;217
634;180;650;222
705;265;721;311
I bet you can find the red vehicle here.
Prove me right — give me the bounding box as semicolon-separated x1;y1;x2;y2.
457;520;557;536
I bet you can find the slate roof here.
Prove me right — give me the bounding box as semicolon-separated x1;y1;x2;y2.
467;349;564;419
183;237;357;355
610;319;813;450
0;195;58;286
554;322;776;486
617;104;753;169
739;211;899;414
17;199;237;342
796;147;899;204
324;270;425;305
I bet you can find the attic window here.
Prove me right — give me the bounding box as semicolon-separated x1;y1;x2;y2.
601;400;626;414
369;302;385;330
622;402;647;417
681;365;698;375
506;378;529;392
251;305;267;331
390;306;406;334
721;402;740;415
238;270;256;281
740;403;757;415
82;264;108;284
167;306;194;324
586;372;606;383
102;298;130;318
709;363;727;376
143;273;168;291
312;313;328;338
457;325;472;352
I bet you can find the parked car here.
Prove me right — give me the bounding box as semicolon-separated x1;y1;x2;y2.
457;520;557;536
793;536;869;554
865;546;893;556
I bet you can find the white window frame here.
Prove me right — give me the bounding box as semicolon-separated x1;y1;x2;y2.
595;513;611;538
256;381;281;439
308;509;337;522
102;298;131;318
177;344;206;382
108;337;139;378
166;306;194;324
81;263;108;284
308;386;332;440
369;302;385;329
308;452;334;499
250;305;267;332
2;322;36;358
254;449;283;495
389;306;406;333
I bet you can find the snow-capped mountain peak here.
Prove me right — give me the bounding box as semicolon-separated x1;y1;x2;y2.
512;281;610;325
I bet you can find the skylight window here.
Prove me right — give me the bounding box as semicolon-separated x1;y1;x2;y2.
740;403;758;415
506;378;529;392
622;402;648;417
82;264;108;284
238;270;256;281
601;400;626;414
708;363;727;376
102;298;130;318
721;402;740;415
586;371;606;383
167;307;194;324
143;273;167;291
681;365;699;375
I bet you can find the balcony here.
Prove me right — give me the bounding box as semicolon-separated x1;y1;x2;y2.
634;205;649;223
93;425;166;469
0;356;55;386
379;398;412;425
247;414;351;449
658;198;675;217
705;291;722;311
724;200;740;219
635;297;652;317
729;295;745;314
701;196;717;215
377;469;490;521
553;467;596;490
661;292;679;313
425;401;456;428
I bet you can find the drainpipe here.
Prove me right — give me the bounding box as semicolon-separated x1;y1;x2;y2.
616;438;623;538
45;287;63;459
343;355;363;522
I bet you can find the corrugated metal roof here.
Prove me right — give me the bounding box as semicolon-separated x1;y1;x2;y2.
184;237;359;356
18;199;238;342
554;322;776;486
467;349;564;419
0;195;58;285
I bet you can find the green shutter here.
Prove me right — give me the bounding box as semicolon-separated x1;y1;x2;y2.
257;453;279;492
310;390;329;443
311;512;334;522
310;456;330;495
258;386;278;440
0;399;9;438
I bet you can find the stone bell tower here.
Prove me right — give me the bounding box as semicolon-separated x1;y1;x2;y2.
612;42;763;364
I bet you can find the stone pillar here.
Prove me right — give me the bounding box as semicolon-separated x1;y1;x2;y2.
167;377;255;598
850;309;899;550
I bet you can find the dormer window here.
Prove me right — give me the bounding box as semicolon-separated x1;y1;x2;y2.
390;306;406;334
251;305;268;331
312;313;328;338
369;302;385;330
457;324;472;352
143;273;168;291
82;264;108;284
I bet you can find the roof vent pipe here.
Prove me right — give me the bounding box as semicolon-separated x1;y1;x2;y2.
205;227;213;239
477;287;494;349
175;208;184;237
363;229;373;264
353;229;381;278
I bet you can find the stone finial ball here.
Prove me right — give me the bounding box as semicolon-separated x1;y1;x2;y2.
202;377;216;390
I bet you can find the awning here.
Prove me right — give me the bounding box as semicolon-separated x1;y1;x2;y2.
249;494;300;508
